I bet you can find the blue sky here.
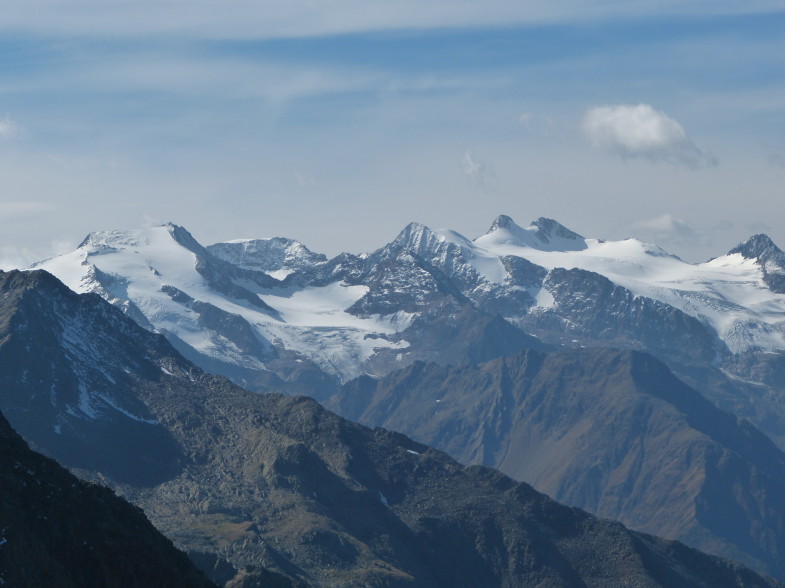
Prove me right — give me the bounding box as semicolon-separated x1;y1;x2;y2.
0;1;783;264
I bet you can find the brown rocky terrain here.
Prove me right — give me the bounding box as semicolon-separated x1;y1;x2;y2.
0;268;783;587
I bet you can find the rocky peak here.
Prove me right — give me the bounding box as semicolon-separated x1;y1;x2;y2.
392;222;433;247
729;234;785;294
208;237;327;274
489;214;517;231
167;223;208;256
531;217;584;242
729;234;783;261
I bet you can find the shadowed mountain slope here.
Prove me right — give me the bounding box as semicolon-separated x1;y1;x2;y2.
0;269;781;587
330;348;785;580
0;409;213;587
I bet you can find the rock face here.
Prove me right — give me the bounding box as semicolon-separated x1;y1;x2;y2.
207;237;328;277
0;268;781;587
0;409;213;587
728;234;785;293
329;348;785;580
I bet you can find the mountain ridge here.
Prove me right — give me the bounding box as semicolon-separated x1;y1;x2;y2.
29;217;785;455
328;346;785;579
0;267;782;587
0;406;213;587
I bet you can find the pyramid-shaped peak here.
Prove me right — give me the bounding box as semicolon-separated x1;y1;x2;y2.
391;221;433;246
728;234;782;260
489;214;520;231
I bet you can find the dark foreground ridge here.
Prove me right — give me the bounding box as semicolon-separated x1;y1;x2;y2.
0;268;782;587
0;409;213;587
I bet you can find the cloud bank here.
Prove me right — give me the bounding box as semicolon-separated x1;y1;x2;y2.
582;104;716;169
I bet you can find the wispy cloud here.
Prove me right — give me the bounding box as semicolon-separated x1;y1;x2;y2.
626;214;746;260
294;172;316;187
0;238;73;270
462;151;496;189
629;214;708;246
0;117;22;138
582;104;716;169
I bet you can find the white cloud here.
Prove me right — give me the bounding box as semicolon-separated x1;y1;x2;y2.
626;214;743;259
462;151;496;189
0;237;75;270
0;245;38;270
294;172;316;187
0;117;21;138
630;214;704;243
582;104;716;169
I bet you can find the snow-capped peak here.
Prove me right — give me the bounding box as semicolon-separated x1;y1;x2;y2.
75;223;195;255
390;222;479;261
29;216;785;384
476;216;588;252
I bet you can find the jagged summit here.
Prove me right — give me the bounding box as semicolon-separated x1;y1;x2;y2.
391;221;475;253
729;234;784;261
393;221;431;243
728;234;785;294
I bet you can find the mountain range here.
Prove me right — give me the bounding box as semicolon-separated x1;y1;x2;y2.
329;348;785;578
31;216;785;446
0;268;783;586
14;215;785;584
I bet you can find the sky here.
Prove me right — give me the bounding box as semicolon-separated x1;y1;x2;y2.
0;1;783;266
